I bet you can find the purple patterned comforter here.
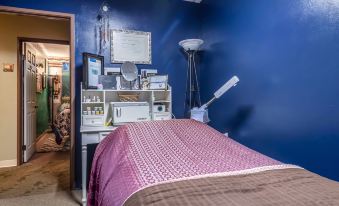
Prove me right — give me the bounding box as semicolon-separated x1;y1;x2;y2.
88;119;281;206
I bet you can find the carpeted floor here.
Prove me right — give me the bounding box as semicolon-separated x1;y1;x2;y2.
0;152;80;205
36;131;70;153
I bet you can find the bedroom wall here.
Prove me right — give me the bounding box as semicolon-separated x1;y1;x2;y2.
0;13;69;166
200;0;339;181
0;0;202;187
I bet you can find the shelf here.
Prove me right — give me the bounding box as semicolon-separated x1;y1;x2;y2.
84;89;171;92
153;100;171;103
82;102;104;104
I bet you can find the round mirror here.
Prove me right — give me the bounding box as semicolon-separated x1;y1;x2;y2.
121;62;138;82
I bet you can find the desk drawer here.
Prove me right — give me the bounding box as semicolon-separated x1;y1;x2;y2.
99;132;111;141
82;133;100;145
83;116;104;126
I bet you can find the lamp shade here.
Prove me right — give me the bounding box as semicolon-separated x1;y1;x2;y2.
179;39;204;51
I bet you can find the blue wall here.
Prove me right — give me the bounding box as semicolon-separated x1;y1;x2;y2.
200;0;339;181
2;0;339;186
0;0;201;187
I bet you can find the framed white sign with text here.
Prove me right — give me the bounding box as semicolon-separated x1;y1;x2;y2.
111;29;152;64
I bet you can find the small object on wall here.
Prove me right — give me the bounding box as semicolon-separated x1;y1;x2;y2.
3;63;14;72
37;74;43;93
148;75;168;90
83;53;104;89
27;50;32;63
53;76;61;99
42;73;47;89
95;1;110;55
32;54;36;66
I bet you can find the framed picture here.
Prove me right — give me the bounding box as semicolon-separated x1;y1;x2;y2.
104;67;121;75
83;53;104;89
42;73;47;89
32;54;36;66
36;74;42;93
148;75;168;90
27;50;32;63
111;29;152;64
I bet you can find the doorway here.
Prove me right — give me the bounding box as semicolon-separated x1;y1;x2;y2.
21;41;70;162
0;6;75;189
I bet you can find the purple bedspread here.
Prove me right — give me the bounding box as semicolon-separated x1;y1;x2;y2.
88;119;281;206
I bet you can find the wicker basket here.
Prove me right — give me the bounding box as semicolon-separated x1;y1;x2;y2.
118;94;140;102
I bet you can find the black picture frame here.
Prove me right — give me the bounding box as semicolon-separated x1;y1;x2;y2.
83;53;104;89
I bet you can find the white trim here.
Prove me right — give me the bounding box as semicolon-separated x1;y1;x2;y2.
0;159;17;168
122;164;303;205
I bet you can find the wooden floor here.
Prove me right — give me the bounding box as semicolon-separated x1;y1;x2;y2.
0;152;80;205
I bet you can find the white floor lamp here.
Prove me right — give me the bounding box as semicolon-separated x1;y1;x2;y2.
179;39;204;117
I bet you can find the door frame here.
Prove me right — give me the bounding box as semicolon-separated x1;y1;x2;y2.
0;6;76;189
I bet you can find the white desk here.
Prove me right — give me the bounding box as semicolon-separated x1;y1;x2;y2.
80;126;117;206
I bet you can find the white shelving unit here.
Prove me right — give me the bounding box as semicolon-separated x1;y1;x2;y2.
80;83;172;127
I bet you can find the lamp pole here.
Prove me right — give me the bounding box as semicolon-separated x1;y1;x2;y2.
184;49;201;117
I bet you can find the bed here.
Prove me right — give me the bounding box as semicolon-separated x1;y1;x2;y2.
88;119;339;206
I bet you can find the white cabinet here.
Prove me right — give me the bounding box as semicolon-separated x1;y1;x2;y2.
80;83;172;127
82;116;105;126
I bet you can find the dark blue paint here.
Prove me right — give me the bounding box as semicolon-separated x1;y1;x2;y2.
200;0;339;181
0;0;201;187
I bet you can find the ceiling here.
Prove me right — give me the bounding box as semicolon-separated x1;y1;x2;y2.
183;0;202;3
38;43;70;58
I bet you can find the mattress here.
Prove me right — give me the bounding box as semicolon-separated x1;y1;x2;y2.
124;168;339;206
87;119;339;206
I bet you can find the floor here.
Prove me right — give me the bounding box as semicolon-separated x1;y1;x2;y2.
36;131;70;152
0;152;80;205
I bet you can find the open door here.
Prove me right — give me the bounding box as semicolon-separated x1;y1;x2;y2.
23;43;37;162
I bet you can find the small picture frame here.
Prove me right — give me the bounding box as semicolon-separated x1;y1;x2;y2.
83;53;104;89
42;72;47;89
32;54;36;66
36;74;42;93
3;63;14;72
27;50;32;63
148;75;168;90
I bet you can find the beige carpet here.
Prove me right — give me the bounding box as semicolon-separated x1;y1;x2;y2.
0;152;80;205
36;132;70;153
